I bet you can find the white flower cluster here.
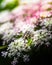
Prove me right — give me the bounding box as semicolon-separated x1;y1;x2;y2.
0;22;15;43
7;38;27;57
0;17;52;65
0;7;52;65
14;20;34;33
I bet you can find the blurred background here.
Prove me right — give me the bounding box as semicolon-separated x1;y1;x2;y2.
0;0;40;11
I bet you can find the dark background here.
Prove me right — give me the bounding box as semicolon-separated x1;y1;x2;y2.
0;44;52;65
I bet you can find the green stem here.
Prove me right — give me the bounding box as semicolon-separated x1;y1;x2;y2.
0;45;7;50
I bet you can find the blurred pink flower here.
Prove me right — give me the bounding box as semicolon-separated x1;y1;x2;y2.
9;0;52;32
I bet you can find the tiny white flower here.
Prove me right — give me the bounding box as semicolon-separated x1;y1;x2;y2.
1;51;8;58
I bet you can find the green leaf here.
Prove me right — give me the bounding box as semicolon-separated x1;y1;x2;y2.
0;0;19;11
0;0;3;4
4;0;19;10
